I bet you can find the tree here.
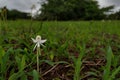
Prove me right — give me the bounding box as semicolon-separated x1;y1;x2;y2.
39;0;114;20
8;9;31;20
108;10;120;20
0;6;30;20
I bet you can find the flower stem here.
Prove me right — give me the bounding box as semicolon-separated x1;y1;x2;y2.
37;47;40;73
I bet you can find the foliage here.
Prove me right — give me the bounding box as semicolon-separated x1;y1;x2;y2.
103;46;120;80
73;44;86;80
108;10;120;20
7;9;30;20
0;20;120;79
39;0;113;20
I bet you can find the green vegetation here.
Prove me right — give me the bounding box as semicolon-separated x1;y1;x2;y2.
0;20;120;80
40;0;113;20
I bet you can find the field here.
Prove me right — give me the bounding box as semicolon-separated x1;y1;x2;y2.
0;20;120;80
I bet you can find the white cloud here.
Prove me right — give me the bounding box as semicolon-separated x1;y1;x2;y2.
97;0;120;12
0;0;41;13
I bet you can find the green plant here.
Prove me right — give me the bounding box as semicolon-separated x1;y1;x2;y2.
31;35;47;73
103;46;120;80
73;43;86;80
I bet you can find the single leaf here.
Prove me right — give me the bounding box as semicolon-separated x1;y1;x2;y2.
33;70;39;80
8;71;24;80
20;55;26;71
111;66;120;79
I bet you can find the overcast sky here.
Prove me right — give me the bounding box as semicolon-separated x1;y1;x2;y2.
0;0;40;13
0;0;120;13
97;0;120;12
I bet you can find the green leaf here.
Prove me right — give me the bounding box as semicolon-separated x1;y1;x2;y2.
40;60;69;67
0;46;5;64
15;56;21;70
85;72;98;77
1;48;12;74
111;66;120;79
20;74;27;80
54;61;69;65
8;71;24;80
20;55;26;71
9;68;15;77
0;46;5;63
33;70;39;80
74;44;86;80
40;60;54;66
103;46;113;80
50;52;54;61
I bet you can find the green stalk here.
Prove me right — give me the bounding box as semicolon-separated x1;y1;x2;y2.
37;47;41;73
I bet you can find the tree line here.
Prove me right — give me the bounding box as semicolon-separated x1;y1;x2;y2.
39;0;114;20
0;0;120;20
0;6;30;20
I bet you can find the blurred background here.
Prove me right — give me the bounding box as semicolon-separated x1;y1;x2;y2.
0;0;120;20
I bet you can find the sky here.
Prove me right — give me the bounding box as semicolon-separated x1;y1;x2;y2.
0;0;41;13
0;0;120;14
97;0;120;12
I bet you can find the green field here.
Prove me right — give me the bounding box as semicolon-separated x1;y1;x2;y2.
0;20;120;80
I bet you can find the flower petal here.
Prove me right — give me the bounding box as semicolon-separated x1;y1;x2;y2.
41;44;45;47
33;43;37;51
31;38;37;43
40;39;47;44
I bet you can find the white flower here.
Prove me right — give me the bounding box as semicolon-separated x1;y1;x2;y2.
31;35;47;51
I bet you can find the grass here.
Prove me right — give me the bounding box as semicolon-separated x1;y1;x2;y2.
0;20;120;80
